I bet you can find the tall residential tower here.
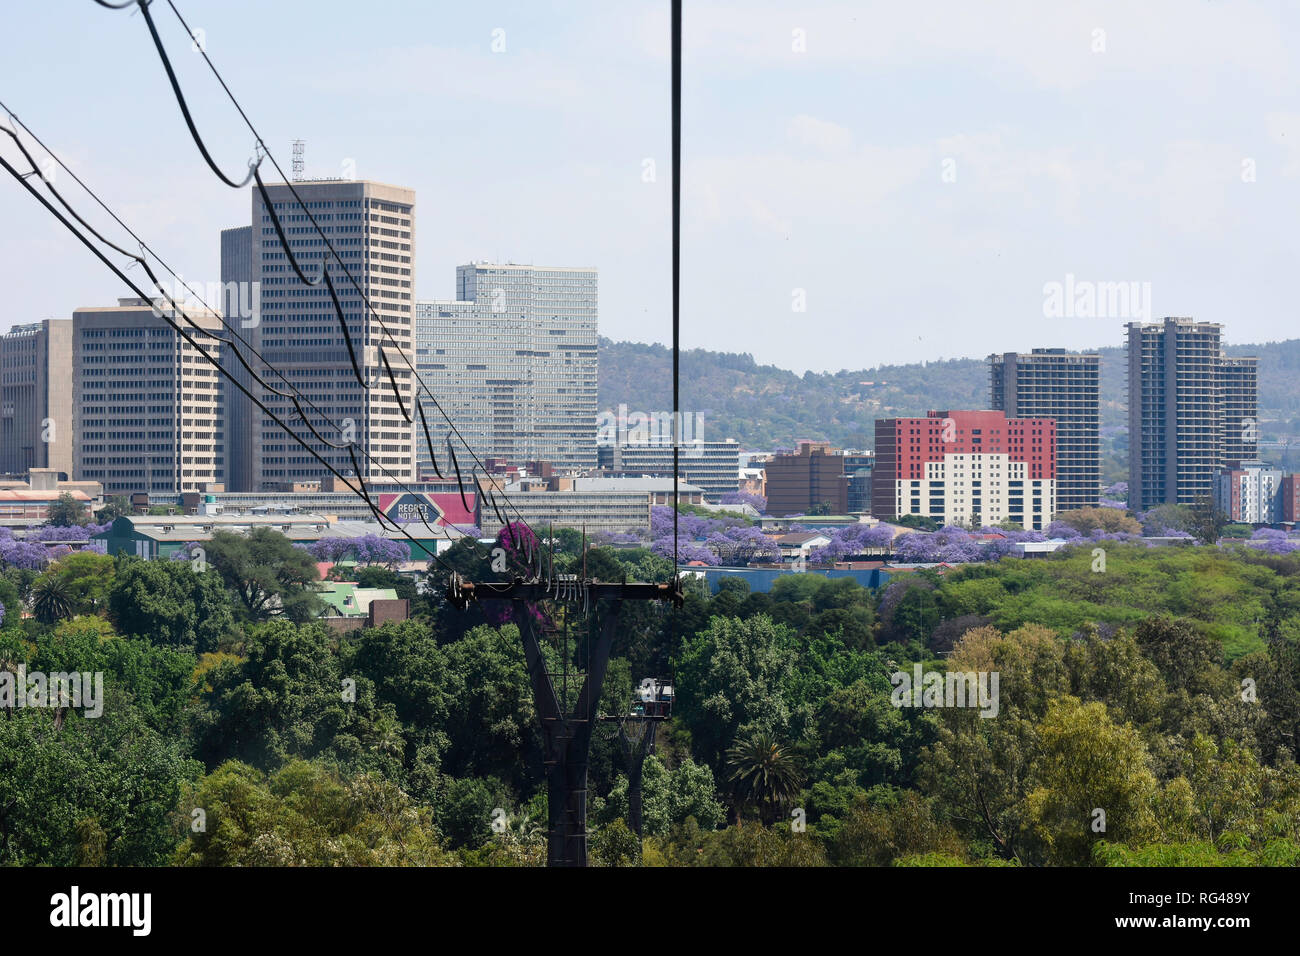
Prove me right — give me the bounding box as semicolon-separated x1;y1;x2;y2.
989;348;1100;516
1126;317;1258;511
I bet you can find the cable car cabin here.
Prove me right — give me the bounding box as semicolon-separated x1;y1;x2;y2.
632;678;674;719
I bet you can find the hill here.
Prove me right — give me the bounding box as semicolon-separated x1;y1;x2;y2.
599;337;1300;458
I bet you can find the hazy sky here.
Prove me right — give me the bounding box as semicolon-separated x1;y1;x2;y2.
2;0;1299;373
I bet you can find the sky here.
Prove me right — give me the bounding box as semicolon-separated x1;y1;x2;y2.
2;0;1299;373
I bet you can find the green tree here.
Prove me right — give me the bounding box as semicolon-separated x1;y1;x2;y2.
591;817;641;866
1024;696;1161;865
95;496;132;523
675;615;795;766
1056;506;1142;535
895;514;940;532
36;552;116;617
352;565;417;602
0;689;200;866
108;557;235;652
725;731;803;824
199;619;401;777
1188;495;1229;545
832;790;967;866
175;760;453;866
28;574;75;624
45;492;89;527
205;528;325;622
600;755;726;835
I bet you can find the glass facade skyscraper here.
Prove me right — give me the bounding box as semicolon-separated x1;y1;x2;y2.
415;263;597;472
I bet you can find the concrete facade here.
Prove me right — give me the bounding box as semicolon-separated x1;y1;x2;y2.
1127;318;1259;511
415;262;597;473
990;348;1099;515
72;299;224;497
0;319;73;477
250;180;417;489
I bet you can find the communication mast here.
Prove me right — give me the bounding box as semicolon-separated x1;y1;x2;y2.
291;140;305;181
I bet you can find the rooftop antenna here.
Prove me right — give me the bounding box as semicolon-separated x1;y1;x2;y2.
291;140;305;181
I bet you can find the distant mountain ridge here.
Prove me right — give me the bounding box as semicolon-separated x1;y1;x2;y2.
598;337;1300;453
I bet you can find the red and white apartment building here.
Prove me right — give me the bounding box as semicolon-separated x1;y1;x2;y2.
871;410;1057;531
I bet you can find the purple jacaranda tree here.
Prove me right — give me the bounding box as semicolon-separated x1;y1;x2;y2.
652;535;718;565
0;540;49;570
32;523;110;541
1045;521;1084;539
892;528;985;564
651;505;749;542
493;521;543;578
704;525;779;564
305;535;409;567
1247;527;1300;554
307;538;352;563
719;491;767;514
809;523;897;563
351;534;412;568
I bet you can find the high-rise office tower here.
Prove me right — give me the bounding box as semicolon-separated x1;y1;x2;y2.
1126;317;1258;511
219;225;254;491
250;180;416;489
72;299;224;497
415;263;597;472
989;348;1099;516
0;319;73;477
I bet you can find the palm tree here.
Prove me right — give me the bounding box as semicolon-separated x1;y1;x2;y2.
29;575;75;624
725;731;803;825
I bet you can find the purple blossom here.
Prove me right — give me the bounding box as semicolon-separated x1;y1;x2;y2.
171;542;203;562
809;523;896;563
0;540;49;570
652;536;718;565
32;523;109;541
1045;521;1083;539
891;529;983;564
1247;528;1300;554
703;525;779;564
307;534;410;567
719;491;766;513
651;505;749;542
495;522;539;561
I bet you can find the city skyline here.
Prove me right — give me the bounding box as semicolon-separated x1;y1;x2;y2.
4;1;1300;373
